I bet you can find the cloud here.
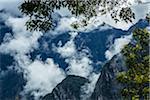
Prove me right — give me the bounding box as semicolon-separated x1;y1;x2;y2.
0;15;66;99
0;0;149;31
0;9;96;99
81;73;100;100
52;0;149;32
0;17;42;54
66;55;93;78
23;58;65;99
131;2;150;21
13;53;66;100
50;17;78;35
54;31;97;97
53;32;78;57
0;0;23;15
0;1;149;99
54;32;93;78
147;26;150;32
82;0;150;31
105;34;132;60
54;30;99;98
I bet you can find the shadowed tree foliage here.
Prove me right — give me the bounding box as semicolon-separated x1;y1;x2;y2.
117;28;150;100
146;13;150;23
19;0;138;32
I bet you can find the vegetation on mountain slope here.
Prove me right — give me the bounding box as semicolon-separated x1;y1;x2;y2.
117;28;150;100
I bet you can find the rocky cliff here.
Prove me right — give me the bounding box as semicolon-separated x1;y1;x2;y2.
42;75;88;100
42;54;126;100
90;54;126;100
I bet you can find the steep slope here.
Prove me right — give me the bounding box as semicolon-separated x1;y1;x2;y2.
42;75;88;100
90;54;126;100
42;54;126;100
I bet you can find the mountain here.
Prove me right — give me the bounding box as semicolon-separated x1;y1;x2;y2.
41;21;149;100
41;54;125;100
0;9;149;100
90;54;126;100
42;75;88;100
30;19;149;71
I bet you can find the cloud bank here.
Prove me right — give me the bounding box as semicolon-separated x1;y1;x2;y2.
54;31;99;98
23;58;65;99
105;34;132;60
0;11;98;99
0;15;65;99
54;31;93;78
51;0;150;31
81;73;100;100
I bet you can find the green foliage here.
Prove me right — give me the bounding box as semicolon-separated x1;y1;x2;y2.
117;29;150;100
71;22;79;29
146;13;150;23
19;0;136;32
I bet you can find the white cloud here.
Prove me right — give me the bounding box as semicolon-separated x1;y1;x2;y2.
50;17;78;35
51;0;149;32
0;17;42;54
54;32;78;57
0;33;40;54
48;15;113;36
6;17;27;33
23;58;65;99
0;0;23;15
54;32;93;78
81;73;100;100
131;2;150;21
55;40;76;57
105;34;132;60
66;55;93;78
0;15;66;99
147;26;150;32
0;0;149;31
13;53;66;100
83;0;150;31
0;10;96;99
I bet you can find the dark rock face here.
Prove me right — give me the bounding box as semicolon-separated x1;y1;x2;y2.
42;75;88;100
91;54;126;100
42;55;127;100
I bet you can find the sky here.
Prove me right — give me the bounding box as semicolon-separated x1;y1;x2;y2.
0;0;149;30
0;0;23;15
0;0;149;99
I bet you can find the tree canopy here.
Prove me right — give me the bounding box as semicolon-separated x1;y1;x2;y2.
19;0;138;32
117;28;150;100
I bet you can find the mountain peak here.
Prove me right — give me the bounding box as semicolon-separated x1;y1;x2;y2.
42;75;88;100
